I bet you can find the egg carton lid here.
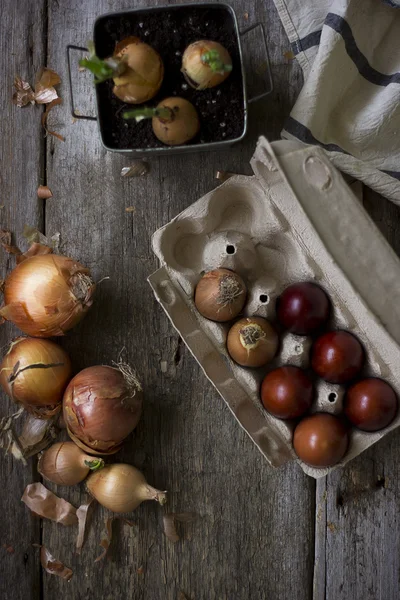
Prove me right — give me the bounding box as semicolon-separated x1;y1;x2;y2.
148;137;400;477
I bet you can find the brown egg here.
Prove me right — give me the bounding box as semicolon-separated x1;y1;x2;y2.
261;366;313;419
345;378;398;431
311;331;364;384
293;413;349;467
227;317;278;368
277;282;330;335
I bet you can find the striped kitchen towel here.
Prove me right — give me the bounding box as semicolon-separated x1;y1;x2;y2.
272;0;400;203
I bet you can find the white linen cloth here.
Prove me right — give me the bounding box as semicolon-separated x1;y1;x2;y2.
271;0;400;203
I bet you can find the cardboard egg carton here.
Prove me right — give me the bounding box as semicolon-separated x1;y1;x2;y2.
148;137;400;478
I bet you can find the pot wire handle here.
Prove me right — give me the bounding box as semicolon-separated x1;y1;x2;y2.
67;44;97;121
240;23;273;103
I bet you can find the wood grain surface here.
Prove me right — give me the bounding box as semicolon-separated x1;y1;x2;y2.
0;1;399;599
0;1;47;599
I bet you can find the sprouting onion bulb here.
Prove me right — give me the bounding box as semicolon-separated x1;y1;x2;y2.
182;40;232;89
79;37;164;104
63;364;143;455
38;441;104;486
227;317;278;367
0;337;72;418
86;463;167;513
194;268;246;322
0;253;95;337
123;97;200;146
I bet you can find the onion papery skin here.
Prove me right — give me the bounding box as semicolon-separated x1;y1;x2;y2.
67;427;122;456
0;253;95;337
227;317;278;367
194;268;247;322
38;441;104;486
112;37;164;104
182;40;232;90
0;337;72;418
63;365;142;455
86;463;167;513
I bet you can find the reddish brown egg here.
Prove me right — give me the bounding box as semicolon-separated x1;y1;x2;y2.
277;282;330;335
311;331;364;384
344;378;398;431
293;413;349;467
261;366;313;419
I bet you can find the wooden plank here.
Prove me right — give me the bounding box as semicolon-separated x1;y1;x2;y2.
313;478;327;600
0;1;46;599
43;1;314;599
324;434;400;600
320;189;400;600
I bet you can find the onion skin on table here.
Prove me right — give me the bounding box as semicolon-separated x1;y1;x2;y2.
0;252;95;337
0;337;72;418
63;365;142;455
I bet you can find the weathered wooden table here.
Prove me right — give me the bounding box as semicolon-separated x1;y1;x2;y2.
1;1;400;599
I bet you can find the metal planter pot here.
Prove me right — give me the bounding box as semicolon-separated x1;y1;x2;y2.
67;2;272;157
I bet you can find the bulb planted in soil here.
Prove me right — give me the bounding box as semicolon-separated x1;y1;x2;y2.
92;7;244;150
80;38;164;104
123;97;200;146
182;40;232;89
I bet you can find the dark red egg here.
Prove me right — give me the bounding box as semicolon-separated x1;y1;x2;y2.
345;378;398;431
261;366;313;419
293;413;349;467
311;331;364;384
277;282;330;335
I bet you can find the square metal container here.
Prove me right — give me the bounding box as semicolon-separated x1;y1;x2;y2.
67;2;272;156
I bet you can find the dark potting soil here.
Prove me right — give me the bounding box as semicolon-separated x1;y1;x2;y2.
94;5;245;150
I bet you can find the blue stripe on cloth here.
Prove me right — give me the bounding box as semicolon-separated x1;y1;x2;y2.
381;0;400;8
284;117;351;154
325;13;400;86
291;30;322;55
284;117;400;181
382;170;400;180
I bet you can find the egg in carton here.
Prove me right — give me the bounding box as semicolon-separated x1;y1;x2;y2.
148;137;400;478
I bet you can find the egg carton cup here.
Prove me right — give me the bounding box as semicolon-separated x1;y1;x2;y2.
148;137;400;478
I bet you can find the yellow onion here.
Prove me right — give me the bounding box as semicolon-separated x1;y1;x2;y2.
182;40;232;89
123;97;200;146
227;317;278;367
0;253;95;337
0;337;72;418
80;37;164;104
87;463;167;513
63;364;142;455
113;37;164;103
195;268;246;322
38;441;104;486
